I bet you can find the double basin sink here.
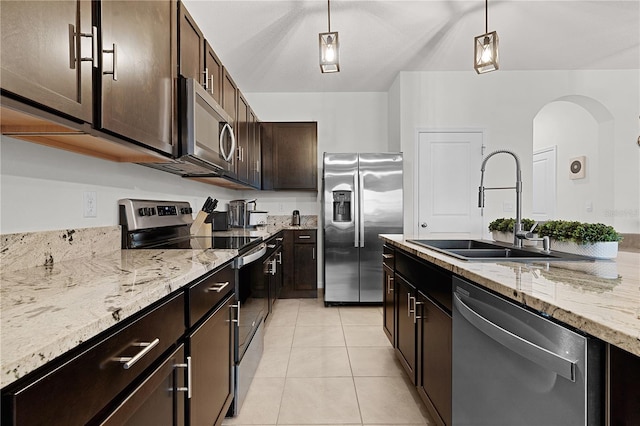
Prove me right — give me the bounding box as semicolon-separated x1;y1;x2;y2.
407;239;593;262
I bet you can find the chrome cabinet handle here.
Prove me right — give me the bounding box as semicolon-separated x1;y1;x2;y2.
68;24;76;69
207;281;230;293
115;338;160;369
267;244;276;249
232;301;240;327
174;356;192;399
276;252;282;265
209;75;215;95
414;301;423;324
202;68;209;89
382;253;394;259
298;235;311;239
275;237;284;242
407;293;412;317
453;292;577;381
312;247;315;260
387;275;394;294
80;25;98;68
103;43;118;80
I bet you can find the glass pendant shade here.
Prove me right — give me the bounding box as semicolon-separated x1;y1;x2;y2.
319;32;340;73
474;31;499;74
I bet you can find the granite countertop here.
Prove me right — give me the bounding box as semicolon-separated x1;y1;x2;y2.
381;234;640;357
0;220;318;389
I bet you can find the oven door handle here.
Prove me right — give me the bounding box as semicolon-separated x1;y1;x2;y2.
235;244;267;268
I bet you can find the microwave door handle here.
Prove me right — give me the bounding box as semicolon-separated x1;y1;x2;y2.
220;123;236;162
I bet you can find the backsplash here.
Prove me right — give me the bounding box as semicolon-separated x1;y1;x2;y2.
269;215;318;228
0;226;121;273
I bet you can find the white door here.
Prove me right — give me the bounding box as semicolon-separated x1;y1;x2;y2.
532;146;557;221
417;131;484;238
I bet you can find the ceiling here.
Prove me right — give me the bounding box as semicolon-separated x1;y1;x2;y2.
183;0;640;93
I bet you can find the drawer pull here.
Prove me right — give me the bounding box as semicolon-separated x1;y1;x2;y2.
116;338;160;369
174;356;192;399
207;281;230;293
298;235;311;239
267;244;276;249
382;253;394;259
275;237;284;242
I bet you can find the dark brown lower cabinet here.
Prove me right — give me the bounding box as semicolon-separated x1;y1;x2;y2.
395;274;416;383
281;230;317;298
383;263;395;345
99;345;186;426
416;291;451;426
609;344;640;425
188;295;234;426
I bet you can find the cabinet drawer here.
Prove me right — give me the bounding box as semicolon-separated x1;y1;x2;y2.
294;230;316;243
396;251;452;313
188;262;235;327
4;292;185;426
383;244;395;269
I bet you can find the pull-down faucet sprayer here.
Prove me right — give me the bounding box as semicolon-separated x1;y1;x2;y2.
478;149;523;248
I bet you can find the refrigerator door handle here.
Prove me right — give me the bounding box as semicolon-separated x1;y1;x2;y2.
353;169;359;248
359;172;365;247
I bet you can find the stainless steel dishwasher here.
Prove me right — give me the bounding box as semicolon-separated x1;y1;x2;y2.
452;276;603;426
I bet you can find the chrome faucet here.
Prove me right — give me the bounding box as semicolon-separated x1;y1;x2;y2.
478;149;524;248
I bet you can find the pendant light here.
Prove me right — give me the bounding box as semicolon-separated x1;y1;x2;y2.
319;0;340;73
474;0;499;74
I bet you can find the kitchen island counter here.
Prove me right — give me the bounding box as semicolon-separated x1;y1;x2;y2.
381;234;640;357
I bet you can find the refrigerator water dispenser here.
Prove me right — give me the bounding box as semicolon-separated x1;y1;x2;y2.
332;191;351;222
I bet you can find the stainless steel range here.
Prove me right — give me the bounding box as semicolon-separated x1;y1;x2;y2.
118;199;267;417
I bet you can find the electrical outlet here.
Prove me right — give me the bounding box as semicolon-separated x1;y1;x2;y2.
84;191;97;218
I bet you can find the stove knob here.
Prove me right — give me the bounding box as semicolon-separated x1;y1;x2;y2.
149;207;156;216
138;208;146;216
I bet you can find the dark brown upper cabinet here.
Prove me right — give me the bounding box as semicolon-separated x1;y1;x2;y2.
261;122;318;191
0;0;93;123
236;92;250;184
98;0;177;155
204;42;223;105
221;67;238;122
178;2;204;84
248;108;261;189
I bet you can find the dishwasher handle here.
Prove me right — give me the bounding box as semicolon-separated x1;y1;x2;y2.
453;292;577;382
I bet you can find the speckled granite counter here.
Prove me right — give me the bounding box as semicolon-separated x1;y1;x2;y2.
380;234;640;357
0;219;317;388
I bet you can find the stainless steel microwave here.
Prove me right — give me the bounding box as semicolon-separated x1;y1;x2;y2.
178;77;236;176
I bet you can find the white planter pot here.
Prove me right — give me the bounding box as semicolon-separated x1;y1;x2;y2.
491;231;539;247
550;239;618;259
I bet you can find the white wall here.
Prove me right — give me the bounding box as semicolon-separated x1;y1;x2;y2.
392;69;640;236
0;137;238;234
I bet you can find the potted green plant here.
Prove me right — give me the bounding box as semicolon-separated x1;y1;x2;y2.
488;218;538;246
537;220;622;259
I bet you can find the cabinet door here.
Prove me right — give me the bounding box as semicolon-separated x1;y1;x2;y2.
178;3;204;84
221;68;237;122
0;0;93;122
204;42;223;104
236;93;250;183
272;122;318;190
293;243;317;291
383;264;395;345
99;345;185;426
100;0;176;155
395;274;416;383
189;295;234;426
417;292;452;426
248;109;262;189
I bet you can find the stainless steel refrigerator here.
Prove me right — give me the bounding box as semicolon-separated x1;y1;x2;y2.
323;153;403;304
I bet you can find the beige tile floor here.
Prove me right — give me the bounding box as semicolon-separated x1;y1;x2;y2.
223;298;435;426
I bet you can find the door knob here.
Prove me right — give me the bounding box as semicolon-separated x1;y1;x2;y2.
421;223;428;228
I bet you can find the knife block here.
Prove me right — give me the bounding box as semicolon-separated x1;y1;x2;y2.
190;211;212;237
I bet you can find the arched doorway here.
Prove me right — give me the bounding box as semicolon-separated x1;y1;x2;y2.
532;95;614;224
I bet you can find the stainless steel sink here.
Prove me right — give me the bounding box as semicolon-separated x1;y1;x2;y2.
407;239;594;262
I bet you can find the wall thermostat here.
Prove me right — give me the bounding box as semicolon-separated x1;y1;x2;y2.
569;156;586;179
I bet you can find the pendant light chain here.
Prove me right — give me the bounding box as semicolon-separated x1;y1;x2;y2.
328;0;331;32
